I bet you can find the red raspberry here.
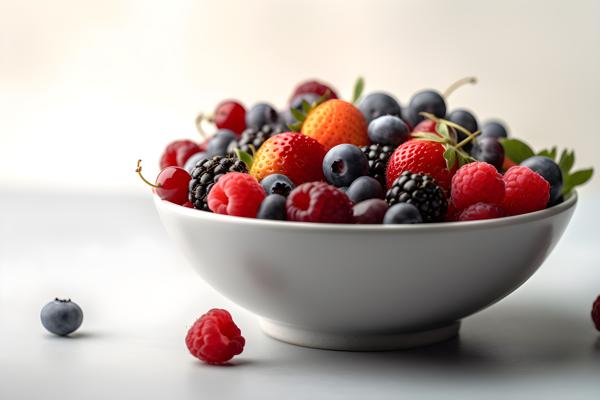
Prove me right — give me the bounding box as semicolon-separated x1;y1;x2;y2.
207;173;265;218
160;140;202;169
185;309;245;364
502;166;550;215
286;182;354;223
458;202;506;221
592;296;600;332
451;162;505;210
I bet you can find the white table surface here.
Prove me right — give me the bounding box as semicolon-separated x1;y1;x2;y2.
1;188;599;400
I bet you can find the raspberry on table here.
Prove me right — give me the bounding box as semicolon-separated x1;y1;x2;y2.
458;202;506;221
502;166;550;215
451;162;505;210
185;309;245;364
286;181;354;223
592;296;600;332
207;172;265;218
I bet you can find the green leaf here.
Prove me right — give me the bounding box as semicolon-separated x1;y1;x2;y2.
288;121;302;132
436;122;451;140
234;149;254;170
352;76;365;104
290;107;306;123
499;138;535;164
443;147;457;170
412;132;446;143
537;149;554;159
301;100;311;114
563;168;594;195
558;149;575;174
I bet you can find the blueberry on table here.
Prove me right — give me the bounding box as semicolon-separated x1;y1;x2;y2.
470;137;505;171
383;203;423;224
481;121;509;139
367;115;410;146
520;156;563;204
41;298;83;336
407;90;446;125
246;103;279;129
257;194;287;220
346;176;384;203
322;144;369;187
359;92;402;124
206;129;237;157
261;174;295;197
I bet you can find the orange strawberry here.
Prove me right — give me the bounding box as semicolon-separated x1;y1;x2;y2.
301;99;369;150
249;132;326;185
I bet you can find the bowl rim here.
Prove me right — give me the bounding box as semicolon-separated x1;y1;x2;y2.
153;191;577;232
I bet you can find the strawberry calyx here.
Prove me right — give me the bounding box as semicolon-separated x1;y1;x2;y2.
411;112;480;171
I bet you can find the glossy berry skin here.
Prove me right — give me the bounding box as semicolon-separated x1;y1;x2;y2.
451;162;505;210
353;199;388;224
520;156;563;204
470;137;505;171
446;109;478;152
207;172;265;218
407;90;446;125
383;203;423;224
185;308;245;364
502;166;550;215
346;176;384;203
214;100;246;135
160;140;202;169
412;119;437;133
286;182;354;223
358;92;402;124
592;296;600;331
386;140;456;190
184;151;208;173
250;132;327;185
481;121;509;139
207;129;237;157
40;299;83;336
368;115;410;146
246;103;279;130
323;144;369;187
260;174;295;197
290;80;338;102
302;99;369;149
155;166;191;205
256;194;287;220
458;202;506;221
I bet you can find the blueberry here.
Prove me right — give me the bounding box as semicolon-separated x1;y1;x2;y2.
383;203;423;224
41;298;83;336
246;103;279;129
520;156;563;204
353;199;388;224
481;120;509;139
184;151;208;173
367;115;410;146
207;129;237;157
407;90;446;125
446;109;478;152
256;194;287;220
261;174;295;197
358;92;402;124
470;137;504;171
346;176;384;203
323;144;369;187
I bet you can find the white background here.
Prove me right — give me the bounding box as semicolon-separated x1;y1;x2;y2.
0;0;598;193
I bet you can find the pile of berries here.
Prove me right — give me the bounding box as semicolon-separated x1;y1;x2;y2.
139;77;593;224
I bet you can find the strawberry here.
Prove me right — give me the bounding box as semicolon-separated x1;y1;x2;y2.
248;132;326;185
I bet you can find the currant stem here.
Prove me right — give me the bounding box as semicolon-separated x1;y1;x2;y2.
455;130;481;149
136;160;160;189
443;77;477;99
195;112;215;140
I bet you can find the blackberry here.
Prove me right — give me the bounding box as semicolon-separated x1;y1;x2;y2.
188;156;247;211
385;171;447;222
360;144;397;186
229;124;282;154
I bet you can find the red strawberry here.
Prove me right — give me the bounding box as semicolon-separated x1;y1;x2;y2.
386;139;456;190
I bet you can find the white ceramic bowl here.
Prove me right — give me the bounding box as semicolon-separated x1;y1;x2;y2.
154;193;577;351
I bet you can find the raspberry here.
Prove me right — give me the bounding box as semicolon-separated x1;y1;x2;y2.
207;172;265;218
160;140;202;169
592;296;600;332
185;309;245;364
458;202;506;221
502;166;550;215
451;162;505;210
286;182;354;223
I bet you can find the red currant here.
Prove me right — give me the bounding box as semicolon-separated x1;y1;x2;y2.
214;100;246;135
137;160;191;205
160;140;202;169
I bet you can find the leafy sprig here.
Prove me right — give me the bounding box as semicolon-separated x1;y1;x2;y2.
500;138;593;195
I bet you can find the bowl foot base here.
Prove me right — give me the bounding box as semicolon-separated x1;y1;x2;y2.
260;319;461;351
